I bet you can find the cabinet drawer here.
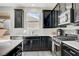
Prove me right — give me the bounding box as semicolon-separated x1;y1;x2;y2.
62;50;72;56
62;43;79;56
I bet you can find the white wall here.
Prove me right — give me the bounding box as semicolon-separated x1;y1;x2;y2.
0;6;57;36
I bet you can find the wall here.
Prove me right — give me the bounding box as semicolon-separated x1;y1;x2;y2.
11;8;43;36
0;6;57;37
10;7;57;36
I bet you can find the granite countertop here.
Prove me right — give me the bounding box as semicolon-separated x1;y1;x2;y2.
0;40;23;56
62;41;79;50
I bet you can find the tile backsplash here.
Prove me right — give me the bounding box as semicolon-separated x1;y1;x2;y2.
64;29;77;35
63;24;79;35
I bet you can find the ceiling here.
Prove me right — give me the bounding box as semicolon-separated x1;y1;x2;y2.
0;3;57;9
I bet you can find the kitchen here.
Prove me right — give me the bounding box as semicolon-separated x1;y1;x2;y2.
0;3;79;56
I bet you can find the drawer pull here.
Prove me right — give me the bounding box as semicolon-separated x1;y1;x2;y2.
70;50;76;55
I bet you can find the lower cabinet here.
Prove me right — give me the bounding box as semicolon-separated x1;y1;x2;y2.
23;36;52;51
5;43;22;56
61;43;79;56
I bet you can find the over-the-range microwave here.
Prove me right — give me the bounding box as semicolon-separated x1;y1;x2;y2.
58;9;74;25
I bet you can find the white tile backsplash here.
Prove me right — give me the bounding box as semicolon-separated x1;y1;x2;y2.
64;29;77;34
64;24;79;35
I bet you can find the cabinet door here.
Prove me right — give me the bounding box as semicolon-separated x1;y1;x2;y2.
51;11;55;27
53;4;60;27
48;37;52;50
23;39;32;51
14;9;24;28
54;11;58;27
43;10;53;28
59;3;66;14
44;16;50;28
32;37;41;50
73;3;79;22
41;36;47;50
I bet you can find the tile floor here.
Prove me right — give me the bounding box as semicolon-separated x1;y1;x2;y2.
22;51;53;56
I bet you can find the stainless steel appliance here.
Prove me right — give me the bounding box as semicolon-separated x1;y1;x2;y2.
53;35;77;56
58;9;74;25
57;29;64;36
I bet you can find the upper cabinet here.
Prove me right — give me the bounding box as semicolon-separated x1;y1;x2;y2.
43;4;60;28
59;3;66;15
43;10;54;28
51;3;66;28
58;8;74;25
43;3;79;28
73;3;79;23
58;3;75;26
14;9;24;28
59;3;73;15
52;4;60;28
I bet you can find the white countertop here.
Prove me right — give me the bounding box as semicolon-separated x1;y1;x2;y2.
62;41;79;50
0;40;23;56
0;35;10;40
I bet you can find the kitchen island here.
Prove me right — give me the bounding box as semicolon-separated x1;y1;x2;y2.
0;40;23;56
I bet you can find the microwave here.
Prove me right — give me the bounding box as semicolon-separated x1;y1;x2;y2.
58;9;74;25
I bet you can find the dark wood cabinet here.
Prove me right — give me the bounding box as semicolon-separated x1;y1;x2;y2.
61;43;79;56
43;9;59;28
73;3;79;23
23;36;52;51
5;43;22;56
43;3;75;28
14;9;24;28
43;10;53;28
53;4;60;27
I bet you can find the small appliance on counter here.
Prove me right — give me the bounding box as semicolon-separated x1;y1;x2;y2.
57;29;64;36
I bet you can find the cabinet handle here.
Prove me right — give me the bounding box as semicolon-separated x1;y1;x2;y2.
30;40;32;43
65;14;68;22
70;50;76;55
